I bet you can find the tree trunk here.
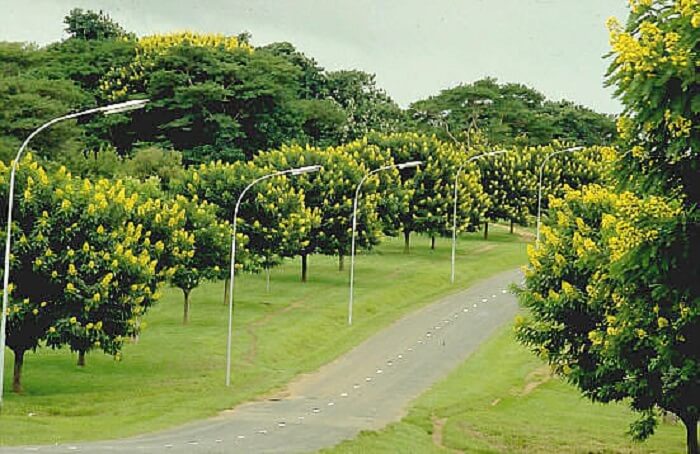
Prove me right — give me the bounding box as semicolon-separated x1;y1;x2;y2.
223;278;230;305
431;236;436;250
266;266;271;293
77;350;86;367
483;221;489;240
404;231;411;254
510;219;514;234
301;254;308;283
183;289;191;324
682;413;699;454
338;254;344;271
12;349;24;393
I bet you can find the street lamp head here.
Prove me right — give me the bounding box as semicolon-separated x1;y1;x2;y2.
100;99;149;115
563;146;585;152
290;165;323;175
397;161;422;169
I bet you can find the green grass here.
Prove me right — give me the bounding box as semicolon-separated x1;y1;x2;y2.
323;327;686;454
0;230;526;445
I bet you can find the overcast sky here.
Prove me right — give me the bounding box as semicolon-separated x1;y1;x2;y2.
0;0;629;113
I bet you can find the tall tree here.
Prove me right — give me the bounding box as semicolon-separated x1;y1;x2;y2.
63;8;131;41
99;31;304;163
0;76;89;162
517;1;699;452
326;70;404;142
411;78;616;147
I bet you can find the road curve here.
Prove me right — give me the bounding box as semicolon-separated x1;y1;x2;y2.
3;268;522;454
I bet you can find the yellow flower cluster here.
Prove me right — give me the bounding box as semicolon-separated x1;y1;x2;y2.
101;31;252;101
664;110;692;138
608;11;692;79
628;0;653;13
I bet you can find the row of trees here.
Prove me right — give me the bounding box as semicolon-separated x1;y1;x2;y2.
2;131;609;392
0;9;615;166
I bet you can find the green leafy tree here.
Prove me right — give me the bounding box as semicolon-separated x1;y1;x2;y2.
410;78;615;147
99;31;304;163
0;76;89;162
259;42;327;100
326;70;404;142
0;42;43;77
63;8;131;41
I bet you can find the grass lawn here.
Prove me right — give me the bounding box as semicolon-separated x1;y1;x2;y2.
0;230;526;445
323;327;686;454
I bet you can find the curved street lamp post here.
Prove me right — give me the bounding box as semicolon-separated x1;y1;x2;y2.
450;150;508;284
348;161;422;326
225;165;322;387
535;146;585;248
0;99;149;408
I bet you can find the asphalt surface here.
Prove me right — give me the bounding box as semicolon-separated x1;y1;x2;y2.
3;268;521;454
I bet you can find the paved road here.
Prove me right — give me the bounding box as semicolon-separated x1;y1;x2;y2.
3;269;521;454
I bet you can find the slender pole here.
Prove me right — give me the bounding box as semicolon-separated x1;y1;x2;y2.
451;150;508;284
535;146;584;248
0;104;143;409
348;162;421;326
226;166;320;386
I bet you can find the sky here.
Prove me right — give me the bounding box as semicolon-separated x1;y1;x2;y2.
0;0;630;114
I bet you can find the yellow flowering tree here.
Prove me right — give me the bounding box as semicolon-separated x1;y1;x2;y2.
0;156;163;388
152;195;231;324
516;184;693;449
606;0;698;197
520;2;699;451
365;132;488;251
171;159;311;284
253;142;387;278
607;1;699;450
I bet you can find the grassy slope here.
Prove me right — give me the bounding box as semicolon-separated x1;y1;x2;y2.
323;327;685;454
0;231;526;445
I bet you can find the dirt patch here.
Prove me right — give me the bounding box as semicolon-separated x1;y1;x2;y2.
514;365;552;396
454;420;508;452
490;223;536;241
431;416;463;453
244;300;306;364
469;244;496;254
